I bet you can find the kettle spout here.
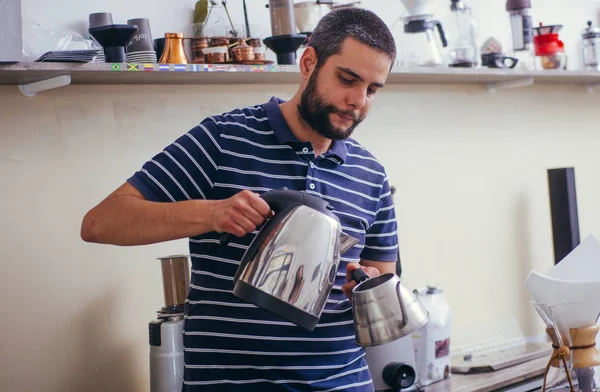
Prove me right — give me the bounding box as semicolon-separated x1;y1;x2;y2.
339;232;360;254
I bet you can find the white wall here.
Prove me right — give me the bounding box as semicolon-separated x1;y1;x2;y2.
2;1;600;391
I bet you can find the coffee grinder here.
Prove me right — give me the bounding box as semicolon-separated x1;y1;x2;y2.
148;255;190;392
264;0;307;64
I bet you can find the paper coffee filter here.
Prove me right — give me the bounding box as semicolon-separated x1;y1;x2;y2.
526;234;600;336
546;235;600;281
525;270;600;306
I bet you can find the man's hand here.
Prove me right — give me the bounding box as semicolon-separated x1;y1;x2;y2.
211;190;273;238
341;262;380;300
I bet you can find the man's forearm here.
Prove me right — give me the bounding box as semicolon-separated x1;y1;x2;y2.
81;195;218;246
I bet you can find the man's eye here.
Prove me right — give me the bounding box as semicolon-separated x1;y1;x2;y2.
367;88;377;95
339;76;354;85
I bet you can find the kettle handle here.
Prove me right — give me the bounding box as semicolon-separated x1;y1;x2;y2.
351;268;370;284
396;281;408;329
433;20;448;47
220;188;296;246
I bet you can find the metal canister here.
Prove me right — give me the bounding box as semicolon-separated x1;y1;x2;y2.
158;33;189;64
158;255;190;312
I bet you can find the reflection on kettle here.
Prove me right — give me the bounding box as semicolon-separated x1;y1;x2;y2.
287;265;305;305
221;189;359;331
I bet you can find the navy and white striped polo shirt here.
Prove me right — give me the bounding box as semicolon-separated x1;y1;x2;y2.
128;96;399;391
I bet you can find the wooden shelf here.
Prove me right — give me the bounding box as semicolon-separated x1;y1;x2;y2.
1;62;600;93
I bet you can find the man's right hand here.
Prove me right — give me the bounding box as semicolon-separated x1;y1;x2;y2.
211;190;273;238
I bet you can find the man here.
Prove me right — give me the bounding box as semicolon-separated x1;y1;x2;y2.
81;7;398;392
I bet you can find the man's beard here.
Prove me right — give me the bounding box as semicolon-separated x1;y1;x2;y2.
297;69;364;141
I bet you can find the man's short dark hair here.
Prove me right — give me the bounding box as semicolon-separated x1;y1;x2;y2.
308;7;396;68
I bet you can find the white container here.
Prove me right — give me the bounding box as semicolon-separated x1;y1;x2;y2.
411;286;452;386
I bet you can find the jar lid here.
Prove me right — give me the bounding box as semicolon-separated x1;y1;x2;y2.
232;39;253;53
583;21;600;39
450;0;470;12
533;23;563;37
506;0;531;11
203;46;228;54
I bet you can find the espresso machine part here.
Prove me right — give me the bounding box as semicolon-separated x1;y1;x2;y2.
264;0;307;64
351;269;429;347
88;24;138;63
149;319;184;392
506;0;532;51
294;0;334;35
399;0;437;17
581;21;600;71
446;0;478;67
0;0;22;63
221;189;359;332
400;14;447;67
149;255;190;392
365;336;418;391
505;0;534;69
159;255;191;313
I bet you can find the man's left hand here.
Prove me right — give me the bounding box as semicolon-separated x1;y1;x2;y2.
341;262;380;300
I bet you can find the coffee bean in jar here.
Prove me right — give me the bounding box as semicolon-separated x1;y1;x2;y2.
247;38;262;48
210;36;230;47
253;47;266;61
190;37;209;63
203;46;228;63
232;40;254;62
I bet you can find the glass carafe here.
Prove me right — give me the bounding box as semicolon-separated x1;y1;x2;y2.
398;15;448;67
445;0;478;67
532;300;600;392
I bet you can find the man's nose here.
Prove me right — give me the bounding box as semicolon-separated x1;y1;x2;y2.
346;87;367;111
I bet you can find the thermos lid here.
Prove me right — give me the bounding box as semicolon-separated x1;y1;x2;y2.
506;0;531;11
450;0;469;12
583;21;600;39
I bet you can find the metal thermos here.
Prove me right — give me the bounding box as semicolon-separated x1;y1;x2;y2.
149;255;190;392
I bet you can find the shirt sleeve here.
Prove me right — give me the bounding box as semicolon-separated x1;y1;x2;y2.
127;119;222;203
360;176;399;262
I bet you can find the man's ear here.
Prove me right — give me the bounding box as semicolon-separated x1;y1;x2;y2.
298;47;318;81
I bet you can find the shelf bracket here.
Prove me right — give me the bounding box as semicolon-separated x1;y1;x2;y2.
586;83;600;93
487;77;534;92
19;75;71;97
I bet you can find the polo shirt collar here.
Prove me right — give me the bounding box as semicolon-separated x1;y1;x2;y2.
261;96;348;164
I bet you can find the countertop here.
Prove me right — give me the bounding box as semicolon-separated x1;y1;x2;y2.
424;356;549;392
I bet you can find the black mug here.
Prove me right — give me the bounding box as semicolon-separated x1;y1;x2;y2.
482;52;519;69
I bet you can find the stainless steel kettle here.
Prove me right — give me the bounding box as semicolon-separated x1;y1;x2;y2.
351;269;429;347
220;189;359;331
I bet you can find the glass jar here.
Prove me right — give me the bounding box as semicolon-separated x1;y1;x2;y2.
581;21;600;71
445;0;478;67
533;24;566;70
